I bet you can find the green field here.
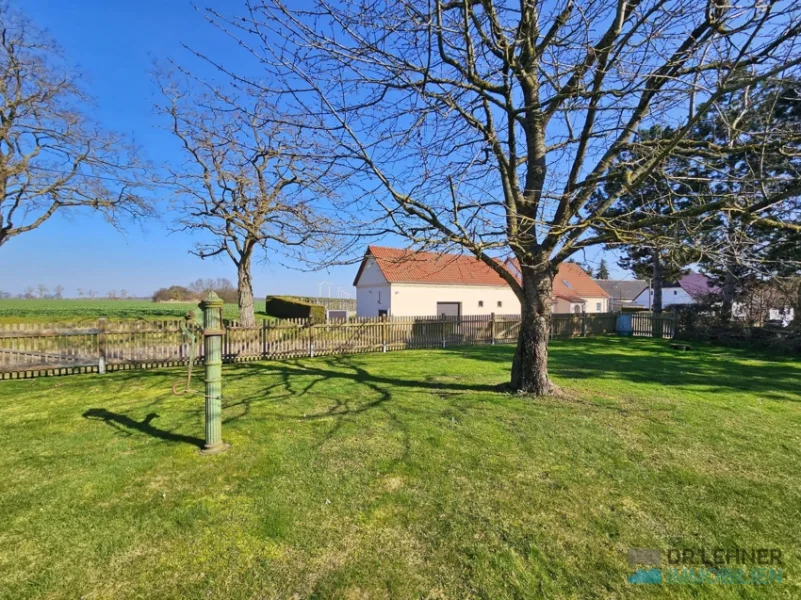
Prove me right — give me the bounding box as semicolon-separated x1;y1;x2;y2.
1;338;800;599
0;299;264;323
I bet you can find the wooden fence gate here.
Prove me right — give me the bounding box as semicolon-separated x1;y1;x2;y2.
631;312;676;338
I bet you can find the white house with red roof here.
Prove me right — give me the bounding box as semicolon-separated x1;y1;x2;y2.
353;246;610;317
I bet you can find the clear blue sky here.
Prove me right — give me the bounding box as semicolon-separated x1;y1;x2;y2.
0;0;362;299
1;0;626;299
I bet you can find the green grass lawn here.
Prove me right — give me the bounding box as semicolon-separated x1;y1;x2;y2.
1;338;800;599
0;299;271;323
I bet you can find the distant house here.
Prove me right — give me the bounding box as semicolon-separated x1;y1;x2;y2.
353;246;610;317
595;280;648;311
632;272;719;309
532;262;610;315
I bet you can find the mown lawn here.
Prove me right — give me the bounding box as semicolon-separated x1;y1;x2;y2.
1;338;800;599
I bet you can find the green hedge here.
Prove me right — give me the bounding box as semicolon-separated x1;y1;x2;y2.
265;296;326;322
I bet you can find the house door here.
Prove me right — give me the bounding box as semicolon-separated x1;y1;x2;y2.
436;302;461;318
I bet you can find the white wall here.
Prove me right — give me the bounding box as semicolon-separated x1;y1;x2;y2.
583;296;609;313
553;296;609;314
553;298;571;314
357;284;392;316
355;264;608;317
356;258;387;286
355;258;392;317
634;286;695;308
388;283;521;316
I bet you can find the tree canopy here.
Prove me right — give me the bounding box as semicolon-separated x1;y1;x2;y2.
194;0;801;393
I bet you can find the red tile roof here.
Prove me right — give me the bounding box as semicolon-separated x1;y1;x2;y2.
354;246;610;300
552;262;610;300
354;245;510;286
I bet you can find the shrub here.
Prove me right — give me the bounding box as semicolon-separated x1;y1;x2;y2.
265;296;326;322
674;304;800;353
152;286;197;303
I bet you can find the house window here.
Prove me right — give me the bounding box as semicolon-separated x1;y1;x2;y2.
563;280;572;288
478;300;484;307
673;290;677;295
497;301;503;307
596;302;601;311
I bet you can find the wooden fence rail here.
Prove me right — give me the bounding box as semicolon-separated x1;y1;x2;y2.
1;312;621;380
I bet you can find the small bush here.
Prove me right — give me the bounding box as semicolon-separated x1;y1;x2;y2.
675;305;800;353
152;286;197;303
266;296;326;322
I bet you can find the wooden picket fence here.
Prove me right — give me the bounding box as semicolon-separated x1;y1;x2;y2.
0;312;619;380
631;312;676;339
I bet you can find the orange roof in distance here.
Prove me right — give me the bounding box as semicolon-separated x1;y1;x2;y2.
354;246;610;301
355;245;510;286
552;262;609;300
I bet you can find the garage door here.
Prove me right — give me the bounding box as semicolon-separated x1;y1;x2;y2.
436;302;461;318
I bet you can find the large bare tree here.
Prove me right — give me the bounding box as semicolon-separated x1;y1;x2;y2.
160;75;333;327
0;6;148;249
201;0;800;393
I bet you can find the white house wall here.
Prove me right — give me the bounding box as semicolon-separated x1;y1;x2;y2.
633;286;696;308
553;298;572;314
355;257;394;317
357;257;388;286
582;297;609;313
553;296;609;314
357;284;392;316
354;257;609;316
387;283;521;317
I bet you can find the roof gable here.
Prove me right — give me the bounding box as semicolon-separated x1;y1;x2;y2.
552;263;610;299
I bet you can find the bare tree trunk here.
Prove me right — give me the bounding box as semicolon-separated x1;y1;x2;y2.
510;265;557;395
237;250;256;328
652;251;663;314
720;261;736;324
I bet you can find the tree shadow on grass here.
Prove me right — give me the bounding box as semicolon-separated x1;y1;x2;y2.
220;352;505;425
83;408;204;448
443;339;801;401
220;356;419;468
225;354;503;395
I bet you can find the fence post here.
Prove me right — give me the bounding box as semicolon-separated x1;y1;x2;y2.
441;318;446;348
582;313;587;337
490;312;496;345
308;317;315;357
200;292;228;455
97;318;107;374
381;315;387;353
